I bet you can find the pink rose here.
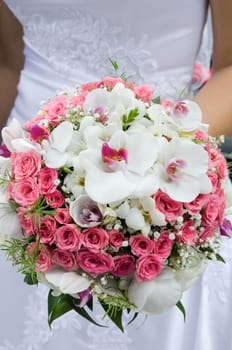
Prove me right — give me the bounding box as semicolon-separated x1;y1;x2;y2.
52;249;77;271
82;228;109;250
206;144;224;172
184;193;209;215
17;209;35;236
12;178;39;207
198;224;218;243
208;172;220;192
35;215;57;244
161;99;174;110
217;189;226;224
202;191;225;226
69;93;87;108
101;76;125;89
36;248;53;272
154;190;183;222
38;167;58;195
108;229;125;250
77;249;113;275
134;84;153;103
194;129;208;141
28;243;53;272
44;95;68;125
55;208;72;224
216;154;228;179
191;63;212;90
55;224;82;252
112;255;135;276
80;81;101;92
6;182;14;200
11;151;41;180
45;190;65;208
135;254;162;282
153;232;173;261
129;235;153;257
178;220;197;244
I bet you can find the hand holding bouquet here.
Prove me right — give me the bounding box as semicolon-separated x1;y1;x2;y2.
0;76;231;330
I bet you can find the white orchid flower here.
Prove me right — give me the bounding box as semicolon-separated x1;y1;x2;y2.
128;268;183;314
1;118;41;154
115;197;165;232
69;195;103;227
43;121;74;168
1;118;24;152
44;268;90;295
109;83;146;119
83;83;146;130
140;197;166;226
169;100;203;132
79;130;159;204
0;190;21;240
147;104;179;138
156;138;212;202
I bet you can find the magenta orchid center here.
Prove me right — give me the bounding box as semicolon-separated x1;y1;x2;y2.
80;205;103;225
93;106;104;115
101;142;128;171
30;124;48;141
173;102;188;118
166;158;187;181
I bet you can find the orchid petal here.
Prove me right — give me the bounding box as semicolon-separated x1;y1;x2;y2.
45;148;68;168
84;167;135;204
126;133;158;175
11;139;40;153
128;268;182;314
51;121;73;152
60;272;91;294
125;207;145;230
2;118;24;152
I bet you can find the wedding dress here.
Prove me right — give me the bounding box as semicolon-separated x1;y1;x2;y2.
1;1;232;349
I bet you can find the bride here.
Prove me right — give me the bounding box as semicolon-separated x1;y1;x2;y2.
1;1;232;349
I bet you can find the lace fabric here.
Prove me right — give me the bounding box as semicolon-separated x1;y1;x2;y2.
5;0;209;98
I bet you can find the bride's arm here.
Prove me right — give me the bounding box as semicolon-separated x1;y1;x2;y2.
194;0;232;136
0;0;24;139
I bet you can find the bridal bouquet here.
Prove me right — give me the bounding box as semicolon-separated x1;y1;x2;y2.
0;76;231;331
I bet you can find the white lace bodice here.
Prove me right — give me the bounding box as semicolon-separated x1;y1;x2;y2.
5;0;209;98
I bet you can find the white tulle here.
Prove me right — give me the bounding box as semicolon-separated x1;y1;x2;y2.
2;1;232;350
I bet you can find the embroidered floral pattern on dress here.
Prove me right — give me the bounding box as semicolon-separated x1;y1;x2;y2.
6;4;193;99
0;284;134;350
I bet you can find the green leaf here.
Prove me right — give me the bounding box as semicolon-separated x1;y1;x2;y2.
48;292;73;327
86;296;93;311
48;291;106;328
72;303;105;328
99;300;124;332
127;311;139;325
152;96;161;104
216;253;226;263
122;108;139;130
24;273;38;285
176;300;186;322
109;58;119;72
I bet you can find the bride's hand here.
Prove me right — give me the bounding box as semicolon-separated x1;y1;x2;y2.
195;0;232;137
